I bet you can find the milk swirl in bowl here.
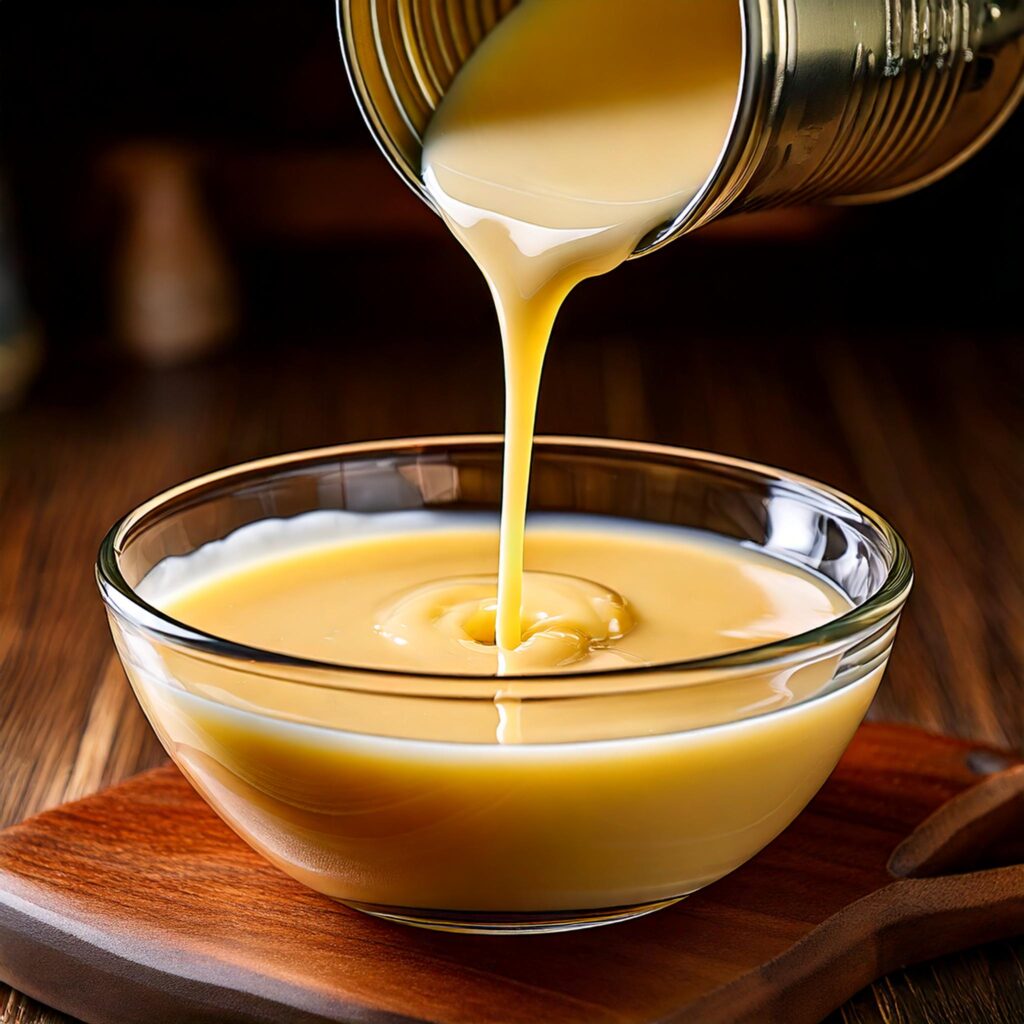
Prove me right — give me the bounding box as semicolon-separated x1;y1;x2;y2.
99;440;911;933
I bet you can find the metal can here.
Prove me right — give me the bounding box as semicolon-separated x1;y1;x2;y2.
338;0;1023;253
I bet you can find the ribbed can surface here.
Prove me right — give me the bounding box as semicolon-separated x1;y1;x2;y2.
732;0;1022;212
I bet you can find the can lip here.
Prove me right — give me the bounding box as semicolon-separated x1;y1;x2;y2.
632;0;766;254
96;435;914;690
335;0;441;217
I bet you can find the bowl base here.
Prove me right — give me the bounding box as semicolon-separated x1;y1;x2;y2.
338;896;685;934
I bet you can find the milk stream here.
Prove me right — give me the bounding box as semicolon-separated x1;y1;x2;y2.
421;0;741;662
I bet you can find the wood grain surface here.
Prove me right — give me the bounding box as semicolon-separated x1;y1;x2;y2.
0;725;1021;1024
0;225;1021;1022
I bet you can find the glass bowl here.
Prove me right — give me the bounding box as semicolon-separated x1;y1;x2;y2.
97;436;912;934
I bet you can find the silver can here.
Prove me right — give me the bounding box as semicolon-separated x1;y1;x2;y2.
337;0;1022;254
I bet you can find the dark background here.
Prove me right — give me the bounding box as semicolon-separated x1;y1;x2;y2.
0;5;1021;1024
0;1;1021;364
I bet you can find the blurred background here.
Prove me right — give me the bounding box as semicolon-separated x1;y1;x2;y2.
0;5;1021;1022
0;2;1020;385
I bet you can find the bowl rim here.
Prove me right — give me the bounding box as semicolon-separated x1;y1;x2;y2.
96;435;913;686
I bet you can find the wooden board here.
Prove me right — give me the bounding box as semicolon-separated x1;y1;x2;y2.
0;723;1021;1024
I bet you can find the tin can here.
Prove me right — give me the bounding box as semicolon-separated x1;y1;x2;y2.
338;0;1022;254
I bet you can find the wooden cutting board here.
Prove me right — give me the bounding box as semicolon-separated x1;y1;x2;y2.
0;723;1021;1024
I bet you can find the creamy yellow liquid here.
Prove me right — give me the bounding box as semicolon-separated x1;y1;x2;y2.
422;0;741;659
163;515;848;679
127;513;884;915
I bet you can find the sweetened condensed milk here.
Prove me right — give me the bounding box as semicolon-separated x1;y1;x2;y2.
126;1;895;926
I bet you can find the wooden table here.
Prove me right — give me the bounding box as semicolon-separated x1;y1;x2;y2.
0;223;1021;1022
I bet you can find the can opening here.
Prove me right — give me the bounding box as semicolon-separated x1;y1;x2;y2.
339;0;750;254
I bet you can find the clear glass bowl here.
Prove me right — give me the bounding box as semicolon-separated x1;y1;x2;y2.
97;437;912;934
